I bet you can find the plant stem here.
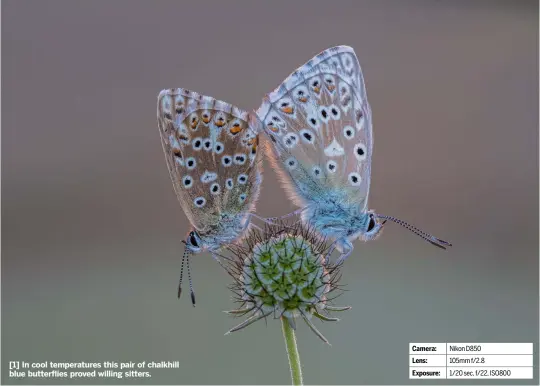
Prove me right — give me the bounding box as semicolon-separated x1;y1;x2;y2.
281;317;303;385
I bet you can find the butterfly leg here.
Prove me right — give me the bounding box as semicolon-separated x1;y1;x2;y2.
247;213;277;226
263;207;310;223
210;251;228;271
335;239;354;265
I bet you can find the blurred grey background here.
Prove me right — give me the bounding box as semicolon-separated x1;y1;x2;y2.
2;0;538;384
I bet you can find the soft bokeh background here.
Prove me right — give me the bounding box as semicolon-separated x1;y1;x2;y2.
2;0;538;384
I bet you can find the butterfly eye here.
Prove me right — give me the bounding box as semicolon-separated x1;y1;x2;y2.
189;231;199;247
367;216;376;232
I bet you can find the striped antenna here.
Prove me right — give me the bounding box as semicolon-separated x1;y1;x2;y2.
375;214;452;250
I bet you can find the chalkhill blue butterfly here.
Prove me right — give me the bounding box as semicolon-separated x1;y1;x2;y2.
157;88;265;305
255;46;451;263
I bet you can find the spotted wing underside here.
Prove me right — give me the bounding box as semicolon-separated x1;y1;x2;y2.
256;46;373;209
157;88;262;232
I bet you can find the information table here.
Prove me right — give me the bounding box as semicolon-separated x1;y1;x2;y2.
409;343;534;380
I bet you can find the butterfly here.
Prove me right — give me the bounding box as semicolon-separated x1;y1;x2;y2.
255;46;451;264
157;88;267;305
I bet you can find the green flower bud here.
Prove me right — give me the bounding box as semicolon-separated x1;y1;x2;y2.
224;222;350;344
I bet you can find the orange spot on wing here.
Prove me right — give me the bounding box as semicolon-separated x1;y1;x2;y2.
298;96;308;103
230;124;243;134
251;135;259;153
281;106;294;114
313;86;320;94
202;114;210;124
216;119;226;127
190;117;199;129
173;148;183;158
327;84;336;91
269;125;279;133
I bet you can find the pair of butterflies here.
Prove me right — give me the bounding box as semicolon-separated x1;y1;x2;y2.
156;46;451;306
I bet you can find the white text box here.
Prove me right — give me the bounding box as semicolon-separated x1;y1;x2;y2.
410;354;446;367
409;367;446;379
446;367;533;379
409;343;447;355
446;343;532;355
447;354;533;367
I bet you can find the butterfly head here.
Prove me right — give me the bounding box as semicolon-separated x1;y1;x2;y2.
185;230;204;253
348;211;386;242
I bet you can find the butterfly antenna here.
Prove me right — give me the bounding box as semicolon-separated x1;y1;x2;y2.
186;251;196;306
376;214;452;250
178;243;189;299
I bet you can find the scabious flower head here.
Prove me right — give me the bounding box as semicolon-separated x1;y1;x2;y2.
223;221;350;344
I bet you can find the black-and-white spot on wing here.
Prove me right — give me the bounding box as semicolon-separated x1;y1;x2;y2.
348;172;362;186
329;104;340;120
226;178;234;190
238;193;247;203
354;143;367;162
326;160;338;173
210;182;220;195
192;137;203;151
182;175;193;189
312;165;323;178
237;174;248;185
186;157;197;170
285;157;298;170
324;138;345;157
307;114;320;131
203;138;213;151
194;197;206;208
221;155;232;167
214;141;224;154
343;126;355;140
234;153;247;165
318;106;331;123
201;171;218;184
299;129;315;144
283;133;299;149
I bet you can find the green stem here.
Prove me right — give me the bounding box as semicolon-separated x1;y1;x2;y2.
281;317;303;385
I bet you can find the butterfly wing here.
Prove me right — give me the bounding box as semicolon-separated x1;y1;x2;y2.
256;46;372;210
157;88;263;232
